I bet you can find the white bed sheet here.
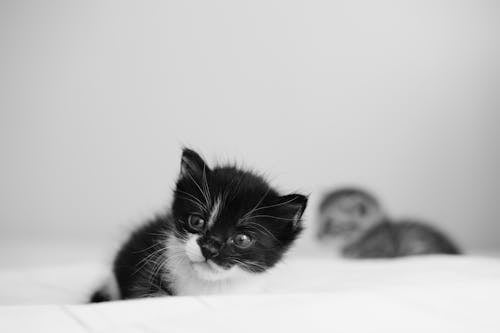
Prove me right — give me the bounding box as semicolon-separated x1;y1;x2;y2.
0;255;499;332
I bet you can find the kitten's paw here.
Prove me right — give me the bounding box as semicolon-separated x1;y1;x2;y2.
89;289;111;303
89;274;121;303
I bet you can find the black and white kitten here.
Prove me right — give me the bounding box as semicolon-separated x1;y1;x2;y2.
317;188;460;258
91;149;307;301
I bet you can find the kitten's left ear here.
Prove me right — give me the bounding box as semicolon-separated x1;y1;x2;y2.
279;194;308;228
180;148;210;178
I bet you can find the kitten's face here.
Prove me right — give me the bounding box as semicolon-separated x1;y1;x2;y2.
170;149;307;281
318;192;383;243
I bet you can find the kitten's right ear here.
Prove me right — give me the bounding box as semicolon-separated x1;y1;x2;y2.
180;148;210;178
278;193;308;229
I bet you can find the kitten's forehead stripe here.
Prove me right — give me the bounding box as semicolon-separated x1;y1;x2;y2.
207;197;222;228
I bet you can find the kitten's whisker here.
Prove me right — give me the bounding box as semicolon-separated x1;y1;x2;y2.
202;165;212;206
133;247;163;270
241;222;281;243
177;196;209;213
148;256;169;287
132;242;163;254
245;261;267;272
244;196;299;217
228;257;265;273
239;188;272;222
241;214;297;222
132;246;166;276
174;190;209;212
174;189;204;205
185;168;211;207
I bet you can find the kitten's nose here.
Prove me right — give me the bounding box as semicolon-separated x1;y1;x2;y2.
198;237;221;259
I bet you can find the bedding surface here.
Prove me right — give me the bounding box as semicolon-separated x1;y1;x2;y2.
0;255;499;332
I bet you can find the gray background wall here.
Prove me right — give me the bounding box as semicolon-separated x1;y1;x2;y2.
1;0;499;257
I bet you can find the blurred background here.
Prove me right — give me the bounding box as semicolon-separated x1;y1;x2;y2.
0;0;499;267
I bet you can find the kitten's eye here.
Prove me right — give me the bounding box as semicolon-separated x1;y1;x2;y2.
187;215;206;231
232;233;253;248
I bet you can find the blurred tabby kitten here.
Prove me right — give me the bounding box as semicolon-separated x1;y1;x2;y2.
317;188;460;258
91;148;307;301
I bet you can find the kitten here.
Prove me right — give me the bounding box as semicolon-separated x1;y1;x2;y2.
317;188;461;258
91;148;307;301
317;188;384;247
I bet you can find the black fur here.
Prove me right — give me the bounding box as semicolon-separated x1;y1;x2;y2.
112;217;175;299
89;290;111;303
90;148;307;301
